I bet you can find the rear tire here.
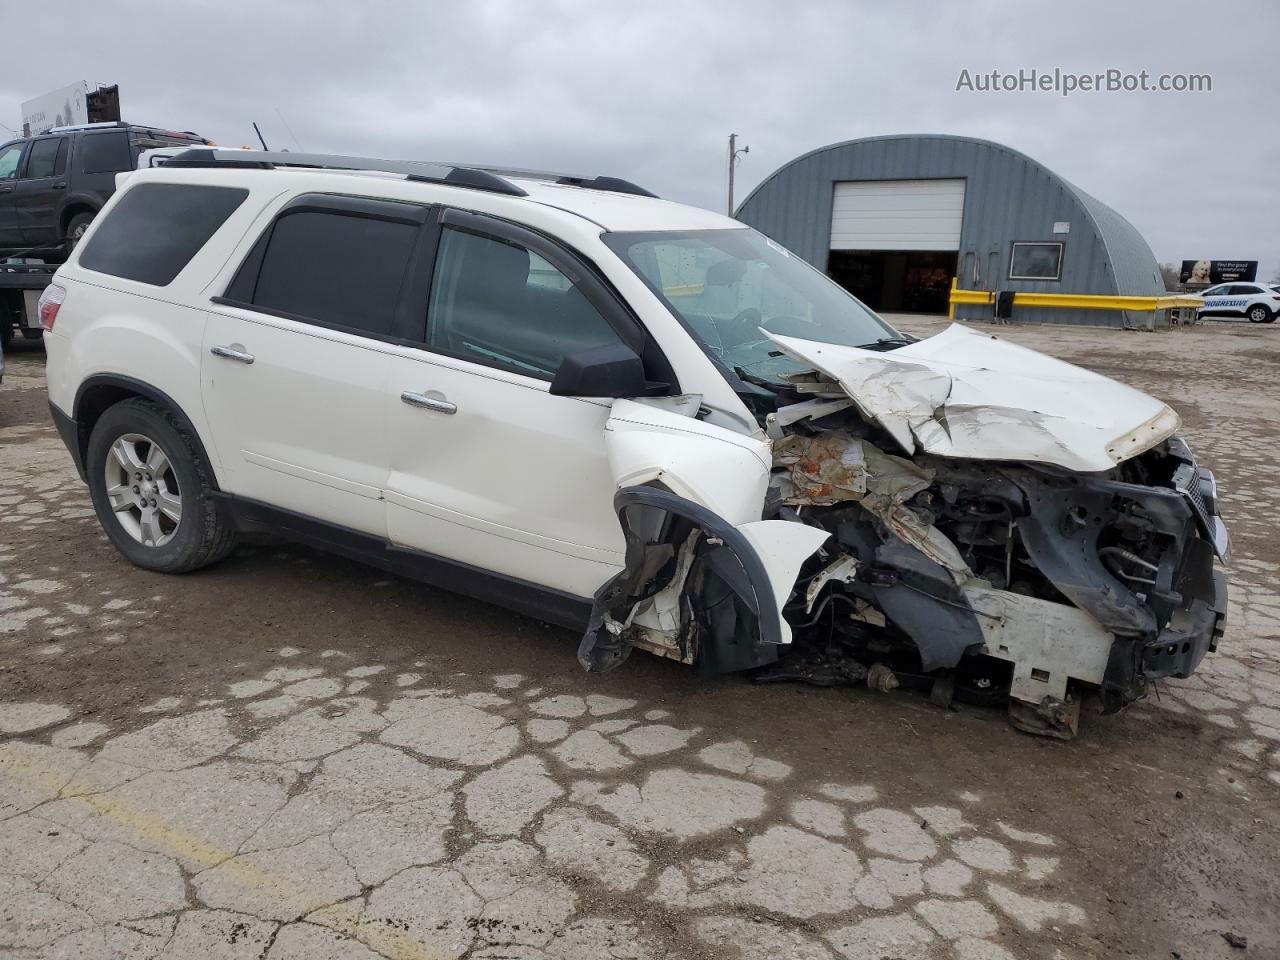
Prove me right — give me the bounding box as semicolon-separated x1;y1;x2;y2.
86;398;238;573
64;211;95;256
1248;304;1271;323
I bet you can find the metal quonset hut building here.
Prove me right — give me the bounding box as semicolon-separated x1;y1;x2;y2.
735;134;1164;328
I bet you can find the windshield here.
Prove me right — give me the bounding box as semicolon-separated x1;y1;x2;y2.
604;228;900;384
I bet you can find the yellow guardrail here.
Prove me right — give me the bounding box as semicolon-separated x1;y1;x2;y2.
947;278;1201;323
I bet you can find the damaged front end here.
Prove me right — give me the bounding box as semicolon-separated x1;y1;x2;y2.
764;426;1228;737
578;326;1229;739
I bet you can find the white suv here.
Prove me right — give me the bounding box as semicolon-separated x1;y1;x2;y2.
1193;282;1280;323
42;150;1229;737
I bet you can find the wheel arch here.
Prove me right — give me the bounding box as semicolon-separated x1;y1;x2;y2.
72;375;221;490
59;199;100;238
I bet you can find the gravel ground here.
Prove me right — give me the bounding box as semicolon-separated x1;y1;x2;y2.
1;317;1278;960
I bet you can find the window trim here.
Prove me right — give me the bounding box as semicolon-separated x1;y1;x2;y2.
215;192;438;347
424;208;676;390
217;193;677;391
1008;241;1065;282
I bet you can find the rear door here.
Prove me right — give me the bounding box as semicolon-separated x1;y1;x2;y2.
0;141;28;246
201;193;434;536
12;135;68;246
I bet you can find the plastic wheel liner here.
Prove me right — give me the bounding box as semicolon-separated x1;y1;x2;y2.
579;485;822;676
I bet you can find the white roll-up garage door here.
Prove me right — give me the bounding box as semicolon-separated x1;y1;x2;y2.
830;179;966;251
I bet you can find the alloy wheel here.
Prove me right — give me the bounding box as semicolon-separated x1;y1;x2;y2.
104;433;182;547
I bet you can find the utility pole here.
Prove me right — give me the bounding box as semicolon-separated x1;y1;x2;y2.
727;133;749;216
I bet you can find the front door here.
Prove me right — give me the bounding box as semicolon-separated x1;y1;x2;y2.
12;136;68;247
383;211;645;599
0;141;28;247
201;193;432;535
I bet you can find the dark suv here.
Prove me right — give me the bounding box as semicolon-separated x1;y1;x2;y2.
0;123;208;260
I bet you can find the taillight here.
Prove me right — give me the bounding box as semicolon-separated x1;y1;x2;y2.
37;283;66;332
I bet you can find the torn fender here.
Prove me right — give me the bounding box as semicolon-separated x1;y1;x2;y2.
579;488;827;675
765;324;1180;473
605;398;773;524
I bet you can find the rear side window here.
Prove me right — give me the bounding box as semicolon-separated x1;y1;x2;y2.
78;182;248;286
79;131;132;174
24;137;66;179
249;211;419;338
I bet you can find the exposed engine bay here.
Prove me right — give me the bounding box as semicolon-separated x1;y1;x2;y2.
578;325;1230;739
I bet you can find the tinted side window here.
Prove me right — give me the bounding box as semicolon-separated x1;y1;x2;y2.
250;212;418;338
427;226;626;379
79;131;132;174
24;138;64;179
79;183;248;286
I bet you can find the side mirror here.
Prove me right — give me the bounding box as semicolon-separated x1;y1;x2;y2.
549;343;649;398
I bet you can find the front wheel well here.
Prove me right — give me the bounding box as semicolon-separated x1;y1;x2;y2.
74;379;220;491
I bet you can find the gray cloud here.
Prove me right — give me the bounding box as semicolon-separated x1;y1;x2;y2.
3;0;1277;278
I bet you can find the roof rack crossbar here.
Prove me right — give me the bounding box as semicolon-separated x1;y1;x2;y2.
465;165;659;198
159;149;528;197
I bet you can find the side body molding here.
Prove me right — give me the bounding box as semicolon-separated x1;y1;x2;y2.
578;400;828;675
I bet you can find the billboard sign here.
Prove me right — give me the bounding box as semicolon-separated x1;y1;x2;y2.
21;82;89;136
1179;259;1259;285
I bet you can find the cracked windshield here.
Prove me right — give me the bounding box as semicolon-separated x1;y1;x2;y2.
606;228;901;383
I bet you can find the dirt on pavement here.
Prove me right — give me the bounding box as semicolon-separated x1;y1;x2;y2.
1;319;1278;960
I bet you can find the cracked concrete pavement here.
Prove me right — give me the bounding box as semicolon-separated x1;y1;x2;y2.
1;318;1279;959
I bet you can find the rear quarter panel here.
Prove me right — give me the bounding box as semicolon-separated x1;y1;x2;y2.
47;173;285;481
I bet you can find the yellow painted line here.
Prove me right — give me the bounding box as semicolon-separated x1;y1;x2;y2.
4;752;446;960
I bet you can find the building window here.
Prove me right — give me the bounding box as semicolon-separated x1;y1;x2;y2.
1009;242;1064;281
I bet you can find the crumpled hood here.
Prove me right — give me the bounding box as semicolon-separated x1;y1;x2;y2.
765;323;1180;473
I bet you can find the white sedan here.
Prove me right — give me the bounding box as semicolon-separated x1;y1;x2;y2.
1193;282;1280;323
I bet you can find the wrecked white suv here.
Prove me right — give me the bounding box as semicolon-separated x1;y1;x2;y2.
42;150;1229;737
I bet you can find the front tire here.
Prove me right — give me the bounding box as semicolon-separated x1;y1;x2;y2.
86;398;238;573
1248;304;1271;323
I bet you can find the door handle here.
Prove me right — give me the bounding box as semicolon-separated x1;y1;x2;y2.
51;182;66;190
401;391;456;414
210;344;255;364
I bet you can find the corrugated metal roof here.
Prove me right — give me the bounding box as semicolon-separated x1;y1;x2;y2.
736;134;1163;328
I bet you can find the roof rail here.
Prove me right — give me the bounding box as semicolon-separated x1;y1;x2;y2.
159;149;529;197
46;121;129;134
468;165;658;198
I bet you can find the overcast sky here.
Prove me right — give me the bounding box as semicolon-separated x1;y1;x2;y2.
3;0;1277;281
